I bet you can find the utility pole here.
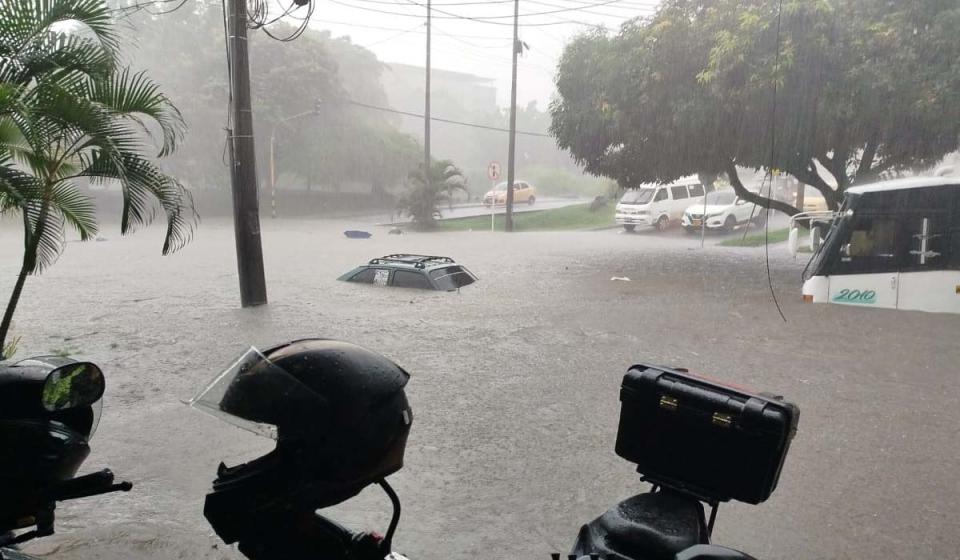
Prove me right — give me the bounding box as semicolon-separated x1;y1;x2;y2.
226;0;267;307
424;1;432;194
504;0;520;232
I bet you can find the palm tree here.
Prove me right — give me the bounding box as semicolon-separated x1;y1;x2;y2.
0;0;196;357
398;159;467;229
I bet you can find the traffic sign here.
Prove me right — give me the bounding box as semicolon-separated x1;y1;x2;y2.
487;161;502;181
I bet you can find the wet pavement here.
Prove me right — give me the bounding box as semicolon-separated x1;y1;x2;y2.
1;217;958;560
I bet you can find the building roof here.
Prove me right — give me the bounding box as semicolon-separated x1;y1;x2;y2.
384;62;496;84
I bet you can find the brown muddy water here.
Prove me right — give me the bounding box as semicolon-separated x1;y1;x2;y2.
1;217;958;560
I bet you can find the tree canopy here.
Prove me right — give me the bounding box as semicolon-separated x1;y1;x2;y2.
550;0;960;213
119;1;420;194
1;0;194;355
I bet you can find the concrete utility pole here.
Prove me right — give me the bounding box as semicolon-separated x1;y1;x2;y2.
504;0;520;232
226;0;267;307
424;0;432;194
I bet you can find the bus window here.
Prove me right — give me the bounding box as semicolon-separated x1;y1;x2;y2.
833;216;899;275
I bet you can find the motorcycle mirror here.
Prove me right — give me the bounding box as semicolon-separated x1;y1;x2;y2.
41;362;105;412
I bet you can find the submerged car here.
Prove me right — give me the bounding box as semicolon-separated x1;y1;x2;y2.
338;254;479;291
483;181;536;206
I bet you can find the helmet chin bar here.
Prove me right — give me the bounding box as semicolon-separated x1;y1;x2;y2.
378;479;401;555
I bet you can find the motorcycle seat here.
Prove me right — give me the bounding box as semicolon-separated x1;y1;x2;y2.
572;490;707;560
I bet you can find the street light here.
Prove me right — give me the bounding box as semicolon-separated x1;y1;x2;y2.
269;99;321;218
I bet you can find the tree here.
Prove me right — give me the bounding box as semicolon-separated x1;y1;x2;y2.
551;0;960;214
397;159;467;229
0;0;195;356
120;5;418;195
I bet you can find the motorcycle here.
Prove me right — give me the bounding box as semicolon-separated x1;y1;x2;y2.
0;343;798;560
0;357;132;559
188;341;800;560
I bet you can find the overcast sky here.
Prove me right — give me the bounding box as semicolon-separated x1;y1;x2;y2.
282;0;662;108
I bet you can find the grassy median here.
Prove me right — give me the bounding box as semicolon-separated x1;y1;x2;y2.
720;227;810;247
436;203;616;232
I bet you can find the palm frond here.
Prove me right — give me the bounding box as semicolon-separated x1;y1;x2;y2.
16;32;115;84
0;163;44;213
83;150;196;253
49;180;97;240
0;0;118;58
86;69;185;157
20;197;66;274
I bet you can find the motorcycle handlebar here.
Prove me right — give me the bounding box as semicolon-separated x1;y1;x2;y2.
49;469;133;502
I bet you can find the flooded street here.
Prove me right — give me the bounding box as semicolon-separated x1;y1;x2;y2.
2;218;959;560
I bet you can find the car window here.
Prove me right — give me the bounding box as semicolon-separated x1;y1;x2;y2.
654;189;668;202
705;191;736;205
349;268;381;284
430;266;478;290
392;270;432;289
670;186;689;200
688;184;704;197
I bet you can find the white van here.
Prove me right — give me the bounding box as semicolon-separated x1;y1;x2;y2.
615;177;709;231
789;177;960;314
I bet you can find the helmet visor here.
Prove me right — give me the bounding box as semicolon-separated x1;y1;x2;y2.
188;347;329;439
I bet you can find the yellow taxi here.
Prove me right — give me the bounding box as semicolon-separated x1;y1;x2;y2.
483;181;536;206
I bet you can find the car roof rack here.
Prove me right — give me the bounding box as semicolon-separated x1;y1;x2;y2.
368;254;456;268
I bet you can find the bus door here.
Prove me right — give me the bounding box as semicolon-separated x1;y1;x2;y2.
827;214;900;309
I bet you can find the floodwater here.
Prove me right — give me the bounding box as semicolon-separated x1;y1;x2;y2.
1;217;958;560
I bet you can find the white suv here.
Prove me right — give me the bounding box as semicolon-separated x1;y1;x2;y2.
681;190;765;232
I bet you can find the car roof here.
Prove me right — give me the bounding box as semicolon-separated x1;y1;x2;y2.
633;176;701;189
366;254;458;270
846;176;960;195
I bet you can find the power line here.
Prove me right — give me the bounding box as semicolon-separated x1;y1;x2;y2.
303;16;511;38
359;22;425;47
430;24;556;75
111;0;193;17
400;0;628;20
337;98;553;137
327;0;607;26
763;0;787;323
526;0;652;18
348;0;515;5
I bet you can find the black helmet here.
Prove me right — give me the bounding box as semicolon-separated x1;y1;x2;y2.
191;339;413;544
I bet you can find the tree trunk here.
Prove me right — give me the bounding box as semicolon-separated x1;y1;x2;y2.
0;198;50;357
853;134;880;185
725;161;800;216
787;160;840;210
0;258;31;359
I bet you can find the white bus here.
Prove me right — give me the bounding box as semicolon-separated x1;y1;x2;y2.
789;177;960;314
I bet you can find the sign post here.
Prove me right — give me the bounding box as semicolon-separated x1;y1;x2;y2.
487;161;502;232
